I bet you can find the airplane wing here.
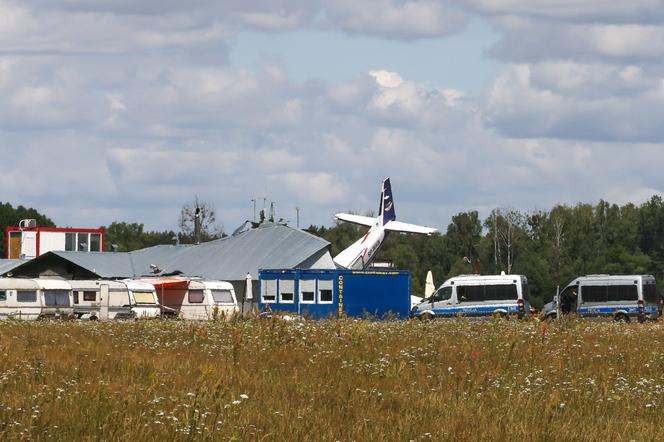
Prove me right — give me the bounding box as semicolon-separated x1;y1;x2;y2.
384;220;438;235
334;213;376;227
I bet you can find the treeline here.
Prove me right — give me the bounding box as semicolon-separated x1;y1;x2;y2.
309;196;664;308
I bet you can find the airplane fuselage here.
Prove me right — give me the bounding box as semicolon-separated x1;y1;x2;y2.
333;226;386;270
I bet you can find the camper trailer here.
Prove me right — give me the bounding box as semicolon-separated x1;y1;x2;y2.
69;280;160;320
145;278;238;320
0;278;74;320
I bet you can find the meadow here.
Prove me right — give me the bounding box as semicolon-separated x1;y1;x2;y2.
1;318;663;441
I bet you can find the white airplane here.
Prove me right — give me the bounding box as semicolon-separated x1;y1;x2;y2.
333;178;438;269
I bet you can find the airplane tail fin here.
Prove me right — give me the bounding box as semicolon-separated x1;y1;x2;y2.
379;178;396;226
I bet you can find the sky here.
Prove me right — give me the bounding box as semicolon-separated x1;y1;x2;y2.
2;0;664;234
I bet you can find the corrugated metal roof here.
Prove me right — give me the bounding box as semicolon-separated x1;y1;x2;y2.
7;223;331;281
0;259;26;275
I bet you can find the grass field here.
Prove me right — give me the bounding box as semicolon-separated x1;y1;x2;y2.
1;318;663;441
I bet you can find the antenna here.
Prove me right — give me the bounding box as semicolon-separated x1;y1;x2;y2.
194;199;201;245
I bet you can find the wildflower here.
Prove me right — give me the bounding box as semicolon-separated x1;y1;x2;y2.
240;394;249;400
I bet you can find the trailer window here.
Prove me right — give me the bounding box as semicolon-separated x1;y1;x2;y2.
44;290;70;307
83;291;97;302
300;280;315;304
318;280;333;304
0;290;5;302
188;290;204;303
17;290;37;303
607;285;638;302
261;280;277;303
133;291;156;304
581;286;607;303
644;283;660;303
211;289;234;304
279;280;295;304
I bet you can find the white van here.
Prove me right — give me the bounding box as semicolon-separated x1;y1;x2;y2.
69;279;160;320
0;278;74;320
146;278;238;320
411;274;530;319
543;275;660;322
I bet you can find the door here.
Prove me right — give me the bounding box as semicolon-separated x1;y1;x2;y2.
99;284;109;320
9;232;21;259
432;286;454;314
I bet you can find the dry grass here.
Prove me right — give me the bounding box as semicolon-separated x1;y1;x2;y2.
1;318;664;441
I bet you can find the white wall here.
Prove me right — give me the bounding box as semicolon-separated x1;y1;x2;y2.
39;232;66;255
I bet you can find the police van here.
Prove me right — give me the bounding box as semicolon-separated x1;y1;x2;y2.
411;273;530;319
543;275;660;322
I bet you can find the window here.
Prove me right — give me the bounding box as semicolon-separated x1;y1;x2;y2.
300;280;316;304
17;291;37;303
318;279;333;304
73;291;79;304
279;280;295;304
65;233;76;251
458;285;484;303
44;290;70;307
211;289;234;304
607;285;638;302
90;234;101;252
431;286;452;302
83;291;97;302
261;280;277;303
484;284;518;301
581;285;607;303
0;290;6;302
77;233;89;251
133;292;155;304
644;283;660;303
188;290;204;303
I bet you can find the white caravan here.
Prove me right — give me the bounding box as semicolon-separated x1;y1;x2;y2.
412;274;531;319
146;278;238;320
0;278;74;320
69;279;160;320
333;178;438;269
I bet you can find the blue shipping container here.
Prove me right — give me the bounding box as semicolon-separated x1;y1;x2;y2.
258;268;411;319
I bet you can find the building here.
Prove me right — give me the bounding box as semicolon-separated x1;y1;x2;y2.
6;220;104;259
3;223;333;308
259;268;412;319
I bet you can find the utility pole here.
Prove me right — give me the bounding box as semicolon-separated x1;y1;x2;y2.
296;207;300;229
251;199;256;222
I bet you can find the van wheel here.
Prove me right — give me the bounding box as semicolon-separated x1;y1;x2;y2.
418;312;435;321
90;316;98;321
614;314;630;323
544;313;557;321
493;311;508;320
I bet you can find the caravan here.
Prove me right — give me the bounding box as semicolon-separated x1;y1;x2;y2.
543;275;660;322
69;280;160;320
145;278;238;320
0;278;74;320
411;274;530;319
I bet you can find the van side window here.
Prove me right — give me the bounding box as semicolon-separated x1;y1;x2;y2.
0;290;7;302
462;286;484;303
17;291;37;303
581;286;606;303
607;285;637;302
485;284;518;301
644;283;660;303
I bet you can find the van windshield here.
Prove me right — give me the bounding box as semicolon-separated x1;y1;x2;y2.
431;286;452;302
44;290;70;307
133;291;156;304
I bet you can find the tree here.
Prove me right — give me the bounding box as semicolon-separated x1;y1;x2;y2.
178;197;223;243
102;222;177;252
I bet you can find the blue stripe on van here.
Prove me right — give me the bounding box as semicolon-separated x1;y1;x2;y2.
576;305;659;315
431;305;520;316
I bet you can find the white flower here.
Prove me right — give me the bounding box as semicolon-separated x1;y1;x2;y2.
240;394;249;400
